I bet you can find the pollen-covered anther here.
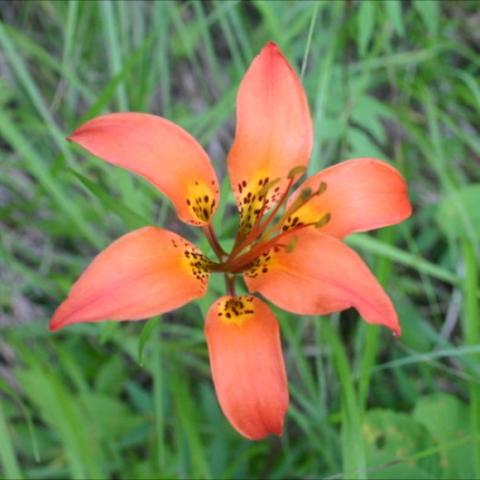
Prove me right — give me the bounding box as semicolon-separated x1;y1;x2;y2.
217;296;255;325
315;212;331;229
315;181;327;196
287;165;307;180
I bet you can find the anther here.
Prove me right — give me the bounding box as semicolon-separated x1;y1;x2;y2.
300;187;313;201
288;165;307;180
315;212;331;228
315;182;327;196
286;236;299;253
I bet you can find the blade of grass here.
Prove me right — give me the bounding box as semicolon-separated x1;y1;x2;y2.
99;1;129;110
347;233;459;286
0;402;22;480
357;229;394;410
322;320;366;479
2;23;95;103
309;0;343;172
226;2;253;63
169;369;210;479
150;323;167;473
0;378;40;463
192;1;224;91
300;2;320;80
213;1;245;77
0;22;72;158
62;0;80;71
0;110;101;247
463;241;480;478
152;6;172;116
366;344;480;374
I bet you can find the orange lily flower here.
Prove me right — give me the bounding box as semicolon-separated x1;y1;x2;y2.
50;42;412;440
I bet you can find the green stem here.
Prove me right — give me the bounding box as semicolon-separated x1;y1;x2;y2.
358;229;394;411
0;402;22;479
151;330;167;473
322;320;366;480
462;241;480;478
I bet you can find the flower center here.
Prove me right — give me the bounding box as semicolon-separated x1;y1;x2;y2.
222;167;331;273
201;166;331;285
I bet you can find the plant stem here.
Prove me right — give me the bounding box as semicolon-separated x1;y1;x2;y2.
462;241;480;478
203;223;226;260
224;273;236;296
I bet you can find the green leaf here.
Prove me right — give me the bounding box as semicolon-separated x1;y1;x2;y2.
384;0;405;36
364;409;439;479
137;317;160;366
17;368;104;479
0;402;22;479
413;394;474;479
80;392;142;440
348;128;385;158
357;0;376;56
414;0;439;37
70;169;151;230
436;184;480;243
350;95;393;142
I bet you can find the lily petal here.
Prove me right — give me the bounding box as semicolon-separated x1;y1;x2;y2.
287;158;412;238
244;230;400;335
69;113;219;226
205;296;289;440
50;227;211;331
227;42;313;234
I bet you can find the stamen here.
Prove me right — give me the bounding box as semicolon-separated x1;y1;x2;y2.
227;168;327;273
315;181;327;196
300;187;313;199
285;236;298;253
315;212;331;228
230;177;281;257
279;183;326;226
227;217;330;273
203;224;227;260
288;165;307;180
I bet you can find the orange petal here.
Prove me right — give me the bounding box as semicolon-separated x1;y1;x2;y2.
287;158;412;238
50;227;211;331
205;296;289;440
227;42;313;233
244;230;401;335
69;113;219;226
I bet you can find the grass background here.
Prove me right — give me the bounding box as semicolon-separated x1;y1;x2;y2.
1;0;479;478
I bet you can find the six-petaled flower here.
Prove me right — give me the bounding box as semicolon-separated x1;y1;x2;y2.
50;42;412;440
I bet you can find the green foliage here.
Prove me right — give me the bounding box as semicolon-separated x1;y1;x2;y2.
436;184;480;242
414;394;474;479
0;1;479;479
364;409;440;479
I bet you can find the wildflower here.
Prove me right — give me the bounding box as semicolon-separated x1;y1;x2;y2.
50;42;411;440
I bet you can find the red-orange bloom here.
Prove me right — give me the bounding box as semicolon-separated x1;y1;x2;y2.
51;42;412;440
